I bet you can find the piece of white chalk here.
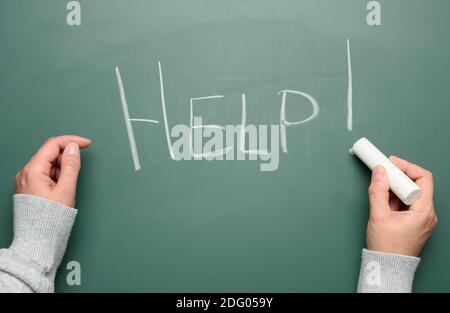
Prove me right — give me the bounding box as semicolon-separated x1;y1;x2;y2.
350;137;422;205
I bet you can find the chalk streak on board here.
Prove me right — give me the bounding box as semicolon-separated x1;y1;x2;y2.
115;66;141;171
129;118;159;124
240;93;268;155
279;90;320;153
347;39;353;131
158;61;176;160
192;125;224;130
189;95;233;159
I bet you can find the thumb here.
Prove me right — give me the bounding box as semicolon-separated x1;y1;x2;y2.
56;142;81;205
368;166;391;216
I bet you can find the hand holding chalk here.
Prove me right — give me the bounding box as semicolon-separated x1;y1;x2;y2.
350;137;422;205
366;158;437;256
351;139;438;257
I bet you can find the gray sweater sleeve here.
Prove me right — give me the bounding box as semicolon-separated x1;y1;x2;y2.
0;194;77;293
357;248;421;293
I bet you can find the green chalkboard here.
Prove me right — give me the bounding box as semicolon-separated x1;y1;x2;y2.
1;0;449;292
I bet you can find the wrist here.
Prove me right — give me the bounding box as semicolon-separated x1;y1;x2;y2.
367;245;421;257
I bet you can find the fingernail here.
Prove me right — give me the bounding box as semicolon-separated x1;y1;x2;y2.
67;143;80;156
83;137;92;144
372;166;385;182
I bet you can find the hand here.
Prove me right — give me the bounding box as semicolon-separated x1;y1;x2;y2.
366;156;437;257
15;135;91;208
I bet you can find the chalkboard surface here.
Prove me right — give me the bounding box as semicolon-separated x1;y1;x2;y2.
1;0;449;292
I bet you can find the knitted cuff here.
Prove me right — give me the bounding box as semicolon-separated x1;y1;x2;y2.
8;194;77;276
357;248;420;293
